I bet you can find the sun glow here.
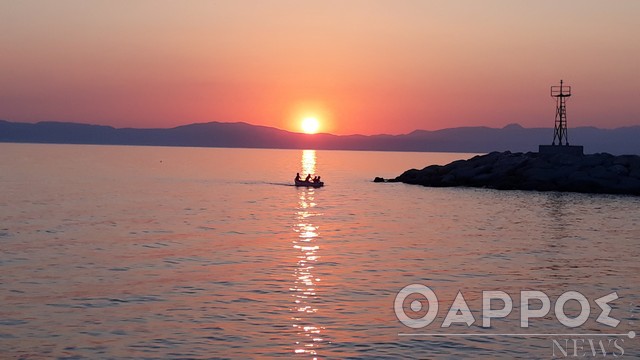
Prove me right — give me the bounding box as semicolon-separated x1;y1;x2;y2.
301;117;320;134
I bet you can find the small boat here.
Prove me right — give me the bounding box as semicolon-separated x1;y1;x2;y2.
295;179;324;188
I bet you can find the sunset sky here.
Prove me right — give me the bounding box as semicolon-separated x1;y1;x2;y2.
1;1;638;135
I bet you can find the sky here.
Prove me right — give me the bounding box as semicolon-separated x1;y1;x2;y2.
1;0;639;135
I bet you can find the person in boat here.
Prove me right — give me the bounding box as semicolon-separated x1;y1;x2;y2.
314;176;321;183
304;174;312;182
295;173;301;182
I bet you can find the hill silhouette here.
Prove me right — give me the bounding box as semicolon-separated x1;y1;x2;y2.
1;120;639;155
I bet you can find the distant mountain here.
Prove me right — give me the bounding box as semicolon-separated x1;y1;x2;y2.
1;119;639;155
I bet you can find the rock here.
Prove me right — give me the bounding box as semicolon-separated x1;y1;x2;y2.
522;167;560;184
578;154;607;168
613;178;640;194
373;177;385;183
376;151;640;196
609;164;628;176
630;168;640;179
613;155;633;167
588;165;611;179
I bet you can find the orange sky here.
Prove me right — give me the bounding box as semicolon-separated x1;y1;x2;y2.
1;1;639;135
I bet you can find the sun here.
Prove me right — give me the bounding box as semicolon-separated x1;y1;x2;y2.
301;117;320;134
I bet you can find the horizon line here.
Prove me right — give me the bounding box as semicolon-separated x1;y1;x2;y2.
2;118;640;138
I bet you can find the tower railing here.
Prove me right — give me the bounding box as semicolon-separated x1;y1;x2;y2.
551;85;571;97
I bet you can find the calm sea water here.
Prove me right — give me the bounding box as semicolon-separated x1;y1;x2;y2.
1;143;639;359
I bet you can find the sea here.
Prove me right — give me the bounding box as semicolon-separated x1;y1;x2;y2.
1;143;639;359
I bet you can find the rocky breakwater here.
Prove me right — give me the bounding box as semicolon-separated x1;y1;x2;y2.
375;151;640;195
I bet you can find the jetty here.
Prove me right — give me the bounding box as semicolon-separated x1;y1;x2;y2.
376;151;640;195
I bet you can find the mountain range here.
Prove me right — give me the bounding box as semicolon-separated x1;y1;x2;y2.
1;119;639;155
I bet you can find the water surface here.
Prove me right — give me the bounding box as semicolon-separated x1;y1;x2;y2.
1;144;638;358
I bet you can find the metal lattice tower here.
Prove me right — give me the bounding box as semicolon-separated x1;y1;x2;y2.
550;80;571;145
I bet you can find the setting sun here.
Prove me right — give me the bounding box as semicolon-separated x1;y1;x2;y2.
301;117;320;134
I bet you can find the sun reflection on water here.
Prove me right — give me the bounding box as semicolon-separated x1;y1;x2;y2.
291;149;325;357
301;149;316;176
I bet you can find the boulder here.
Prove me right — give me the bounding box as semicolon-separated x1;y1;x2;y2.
609;164;629;176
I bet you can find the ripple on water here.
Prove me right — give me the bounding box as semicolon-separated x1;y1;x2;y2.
46;296;165;309
0;319;28;326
